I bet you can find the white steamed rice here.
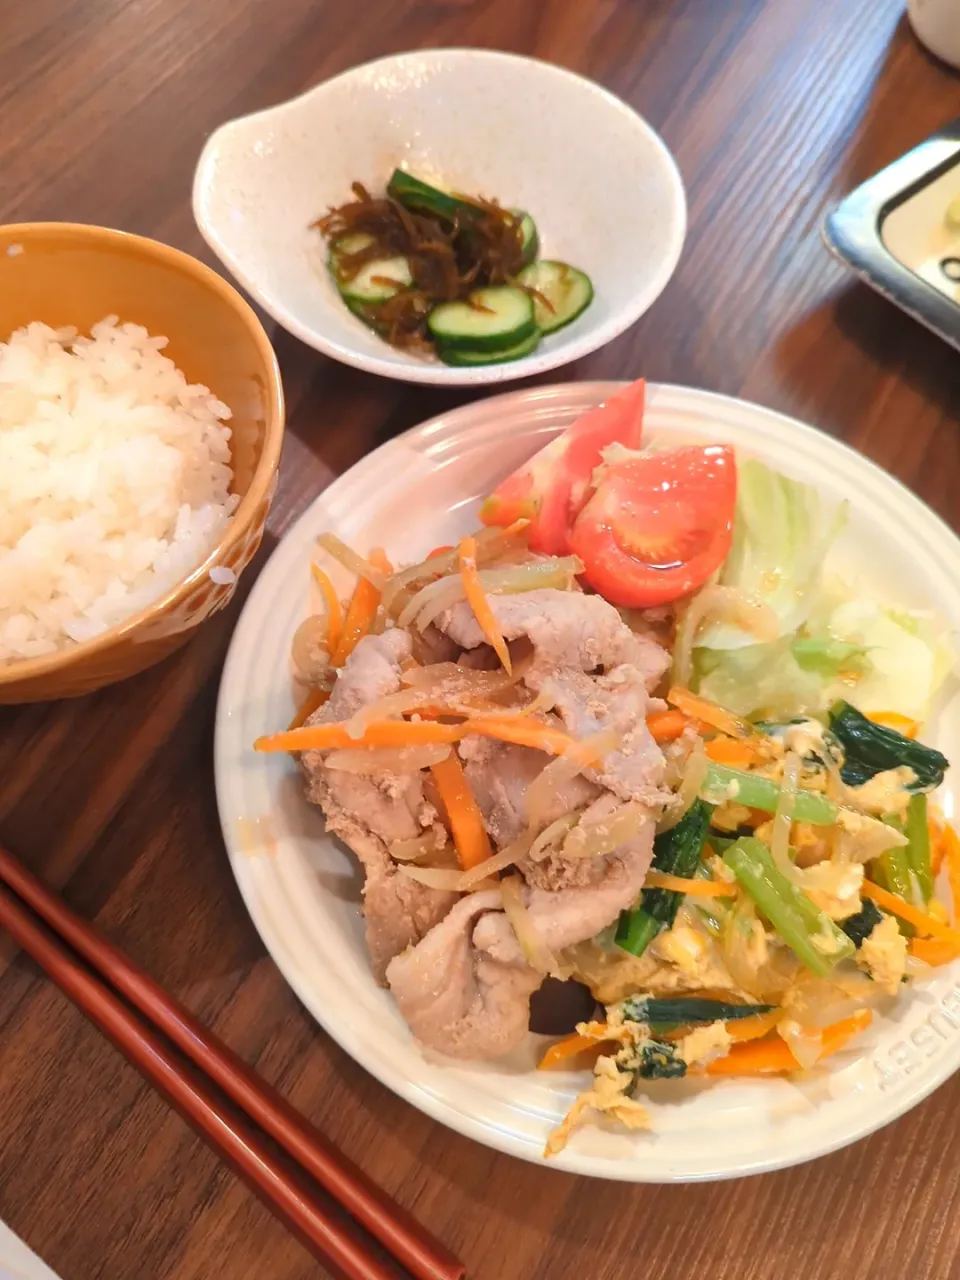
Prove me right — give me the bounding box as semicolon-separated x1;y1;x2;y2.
0;317;239;663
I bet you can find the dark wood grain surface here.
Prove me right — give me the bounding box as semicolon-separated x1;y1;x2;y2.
3;2;960;1277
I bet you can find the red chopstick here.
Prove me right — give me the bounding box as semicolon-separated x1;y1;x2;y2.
0;844;463;1280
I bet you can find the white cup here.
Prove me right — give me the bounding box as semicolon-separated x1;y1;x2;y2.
908;0;960;68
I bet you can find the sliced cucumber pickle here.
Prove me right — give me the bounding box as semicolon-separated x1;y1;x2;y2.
516;260;593;335
329;233;412;303
511;210;539;268
387;169;465;222
427;286;535;352
437;327;542;367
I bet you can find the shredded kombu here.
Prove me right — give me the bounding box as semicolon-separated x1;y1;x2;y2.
314;181;531;350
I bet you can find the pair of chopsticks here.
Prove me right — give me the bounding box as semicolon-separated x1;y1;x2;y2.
0;842;463;1280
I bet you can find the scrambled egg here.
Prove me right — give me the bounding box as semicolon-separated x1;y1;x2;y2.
544;1055;651;1157
783;719;827;759
810;920;847;956
567;908;744;1003
849;767;917;819
800;860;864;920
679;1020;732;1066
857;915;907;995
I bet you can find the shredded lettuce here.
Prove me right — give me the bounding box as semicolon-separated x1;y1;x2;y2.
696;459;847;650
824;600;954;721
691;461;955;721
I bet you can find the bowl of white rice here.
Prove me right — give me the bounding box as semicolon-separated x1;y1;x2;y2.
0;222;284;703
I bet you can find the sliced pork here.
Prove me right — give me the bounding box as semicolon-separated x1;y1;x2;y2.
301;631;455;982
458;738;601;847
386;892;540;1060
438;589;670;690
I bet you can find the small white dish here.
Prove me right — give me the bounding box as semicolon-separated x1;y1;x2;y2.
193;50;686;385
215;382;960;1182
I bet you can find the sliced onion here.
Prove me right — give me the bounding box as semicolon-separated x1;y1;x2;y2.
401;662;522;699
672;585;779;687
784;976;876;1027
776;1018;824;1070
721;896;768;999
500;875;559;974
326;744;452;773
771;750;802;885
562;799;650;859
525;727;621;831
396;864;478;891
399;558;582;631
291;614;331;682
343;688;433;738
529;813;580;862
317;533;387;589
389;833;448;862
657;742;708;833
381;525;518;617
459;829;537;889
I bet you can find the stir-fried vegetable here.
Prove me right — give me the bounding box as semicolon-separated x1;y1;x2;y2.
703;1009;871;1074
310;563;343;654
457;535;512;673
430;752;493;871
332;548;391;666
255;713;593;758
287;687;330;731
829;700;948;790
862;881;960;946
620;996;777;1026
944;821;960;924
701;763;835;825
904;793;934;904
724;838;855;977
642;871;734;897
616;800;714;956
538;1032;612;1070
667;686;752;738
840;898;884;948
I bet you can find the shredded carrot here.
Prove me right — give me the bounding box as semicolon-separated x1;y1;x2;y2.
464;714;598;764
867;710;919;739
255;712;586;759
705;1010;872;1075
644;870;736;897
861;881;960;946
287;687;329;731
724;1010;783;1044
255;719;465;754
704;737;763;769
646;709;691;744
458;535;512;675
332;548;391;667
538;1029;613;1070
667;686;751;738
427;545;454;560
909;937;960;966
310;563;343;654
429;753;493;871
943;821;960;926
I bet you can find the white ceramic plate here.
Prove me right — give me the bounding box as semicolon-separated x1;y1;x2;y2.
193;50;686;386
215;382;960;1181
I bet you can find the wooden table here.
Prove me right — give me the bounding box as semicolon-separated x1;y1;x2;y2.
3;1;960;1277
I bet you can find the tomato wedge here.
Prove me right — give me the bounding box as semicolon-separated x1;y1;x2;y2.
479;378;646;555
570;445;737;606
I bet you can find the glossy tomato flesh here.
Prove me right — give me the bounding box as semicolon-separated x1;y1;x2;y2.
570;444;737;606
479;378;646;555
